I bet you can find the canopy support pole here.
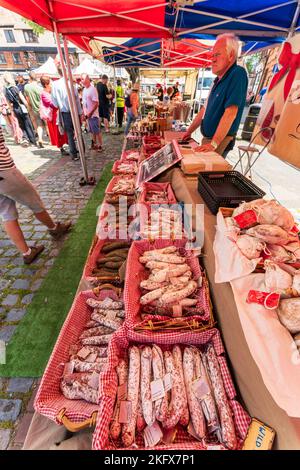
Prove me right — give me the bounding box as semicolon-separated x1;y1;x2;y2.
113;66;118;128
52;20;88;182
62;35;88;182
288;0;300;37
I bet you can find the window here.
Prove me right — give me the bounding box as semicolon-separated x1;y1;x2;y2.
0;54;6;64
4;29;15;43
23;30;38;43
12;53;22;64
36;53;48;64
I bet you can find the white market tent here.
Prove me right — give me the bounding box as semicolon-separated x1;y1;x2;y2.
33;57;59;78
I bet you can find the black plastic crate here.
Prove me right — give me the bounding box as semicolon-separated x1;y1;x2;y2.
198;171;265;215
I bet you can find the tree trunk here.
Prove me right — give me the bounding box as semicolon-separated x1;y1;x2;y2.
126;67;139;84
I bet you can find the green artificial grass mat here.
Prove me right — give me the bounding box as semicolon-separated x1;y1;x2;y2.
0;162;113;377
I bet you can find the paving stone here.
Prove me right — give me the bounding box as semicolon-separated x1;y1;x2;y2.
14;413;34;445
0;399;22;422
4;249;18;257
49;248;60;257
21;294;34;305
2;295;19;307
12;279;30;290
0;378;4;390
0;429;11;450
7;378;34;393
31;232;46;240
0;326;16;343
8;268;24;277
12;258;26;266
26;387;38;413
45;259;55;268
20;225;33;232
34;225;48;232
0;279;10;290
0;240;12;248
6;309;26;322
0;258;11;266
38;268;49;278
22;232;33;239
31;279;43;291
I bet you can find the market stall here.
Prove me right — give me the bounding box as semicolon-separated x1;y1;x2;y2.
1;0;300;453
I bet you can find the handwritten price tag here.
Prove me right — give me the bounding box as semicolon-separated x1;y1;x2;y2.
234;210;258;229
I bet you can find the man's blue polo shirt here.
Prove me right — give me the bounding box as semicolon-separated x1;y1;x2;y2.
201;63;248;138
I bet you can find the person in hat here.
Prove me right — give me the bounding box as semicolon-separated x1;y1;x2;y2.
124;83;140;136
171;82;180;100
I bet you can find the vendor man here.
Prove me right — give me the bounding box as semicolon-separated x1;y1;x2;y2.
182;33;248;158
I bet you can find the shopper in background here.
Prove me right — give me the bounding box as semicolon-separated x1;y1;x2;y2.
24;71;45;148
163;86;174;106
0;125;71;264
3;72;36;147
40;75;69;156
107;81;115;122
81;73;103;151
115;79;125;129
124;83;139;136
97;74;111;133
51;65;82;161
155;83;164;102
16;75;26;94
0;84;23;144
171;82;180;100
182;33;248;158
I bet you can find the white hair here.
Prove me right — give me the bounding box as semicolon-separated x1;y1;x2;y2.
3;72;15;87
216;33;240;59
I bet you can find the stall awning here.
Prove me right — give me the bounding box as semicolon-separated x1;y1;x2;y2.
0;0;299;62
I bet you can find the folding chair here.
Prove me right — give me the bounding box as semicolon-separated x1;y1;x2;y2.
233;127;273;179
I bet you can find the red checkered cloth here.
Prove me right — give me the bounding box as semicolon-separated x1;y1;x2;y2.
112;160;138;176
92;328;251;450
34;289;120;425
83;238;130;282
121;150;140;161
138;182;177;207
124;239;212;342
105;175;136;196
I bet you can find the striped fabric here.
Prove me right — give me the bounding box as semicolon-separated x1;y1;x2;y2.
0;126;15;171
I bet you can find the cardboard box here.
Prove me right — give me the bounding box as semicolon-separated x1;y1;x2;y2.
181;151;232;174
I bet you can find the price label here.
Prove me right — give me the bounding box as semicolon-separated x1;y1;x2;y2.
118;401;132;424
63;361;74;377
88;371;99;390
77;347;91;360
163;373;172;392
234;210;258;229
151;379;165;402
246;290;280;309
144;421;163;447
192;378;210;400
117;382;127;401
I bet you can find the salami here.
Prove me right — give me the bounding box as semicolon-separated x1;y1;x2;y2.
91;312;122;331
80;326;113;339
172;346;189;427
152;345;168;422
136;393;146;433
60;377;98;404
158;281;197;306
162;350;184;429
140;346;155;426
86;297;123;310
192;348;220;435
122;346;140;447
110;359;128;440
205;345;237;450
72;358;107;373
183;347;206;439
81;334;112;346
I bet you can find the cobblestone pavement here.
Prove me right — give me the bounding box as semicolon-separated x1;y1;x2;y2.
0;129;124;450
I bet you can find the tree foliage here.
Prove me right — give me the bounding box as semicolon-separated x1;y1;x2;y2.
22;19;45;36
244;52;262;74
125;67;139;84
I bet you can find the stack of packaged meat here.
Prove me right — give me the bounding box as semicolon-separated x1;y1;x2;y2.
60;296;125;404
109;343;237;449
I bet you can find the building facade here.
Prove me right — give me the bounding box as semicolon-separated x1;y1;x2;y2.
0;7;79;75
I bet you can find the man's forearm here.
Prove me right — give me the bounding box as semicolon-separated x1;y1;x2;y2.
212;106;238;145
